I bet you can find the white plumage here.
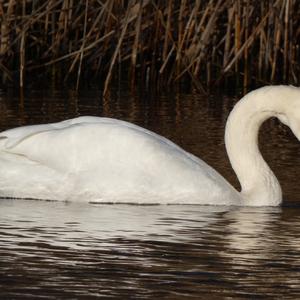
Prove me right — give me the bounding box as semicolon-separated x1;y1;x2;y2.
1;86;300;206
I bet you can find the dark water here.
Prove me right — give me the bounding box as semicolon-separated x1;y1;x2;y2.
0;86;299;299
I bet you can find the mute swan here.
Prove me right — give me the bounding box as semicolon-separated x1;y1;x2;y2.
0;86;299;206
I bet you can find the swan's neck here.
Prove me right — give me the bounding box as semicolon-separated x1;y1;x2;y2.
225;90;282;206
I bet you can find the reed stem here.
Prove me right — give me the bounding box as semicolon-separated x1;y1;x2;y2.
0;0;299;90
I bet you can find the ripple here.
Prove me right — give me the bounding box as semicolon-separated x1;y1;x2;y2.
0;200;299;299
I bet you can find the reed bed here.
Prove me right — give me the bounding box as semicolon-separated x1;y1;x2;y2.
0;0;299;93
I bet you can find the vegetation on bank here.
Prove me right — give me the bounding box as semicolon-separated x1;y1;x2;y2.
0;0;299;93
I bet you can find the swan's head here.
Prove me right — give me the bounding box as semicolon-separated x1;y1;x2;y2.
275;86;300;141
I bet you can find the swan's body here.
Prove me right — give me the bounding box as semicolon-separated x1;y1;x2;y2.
1;86;300;206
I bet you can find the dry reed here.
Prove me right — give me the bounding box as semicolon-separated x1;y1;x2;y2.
0;0;299;93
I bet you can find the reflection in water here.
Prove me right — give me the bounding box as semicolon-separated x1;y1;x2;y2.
0;200;300;299
0;86;300;298
225;207;280;258
223;207;300;298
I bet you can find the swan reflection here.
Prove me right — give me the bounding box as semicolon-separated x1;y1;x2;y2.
223;207;281;260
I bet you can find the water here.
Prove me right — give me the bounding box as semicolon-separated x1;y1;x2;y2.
0;86;299;298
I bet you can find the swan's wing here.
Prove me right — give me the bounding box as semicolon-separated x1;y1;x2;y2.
0;116;107;148
0;115;189;157
0;118;105;171
0;116;154;148
0;116;200;173
0;124;56;148
0;118;139;168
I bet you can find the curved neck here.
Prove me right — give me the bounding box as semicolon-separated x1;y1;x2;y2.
225;90;282;206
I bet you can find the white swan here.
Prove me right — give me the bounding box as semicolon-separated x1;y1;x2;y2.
0;85;299;206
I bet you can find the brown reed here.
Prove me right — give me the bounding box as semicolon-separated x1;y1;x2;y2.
0;0;299;93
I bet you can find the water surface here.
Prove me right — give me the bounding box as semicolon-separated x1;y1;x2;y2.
0;86;299;298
